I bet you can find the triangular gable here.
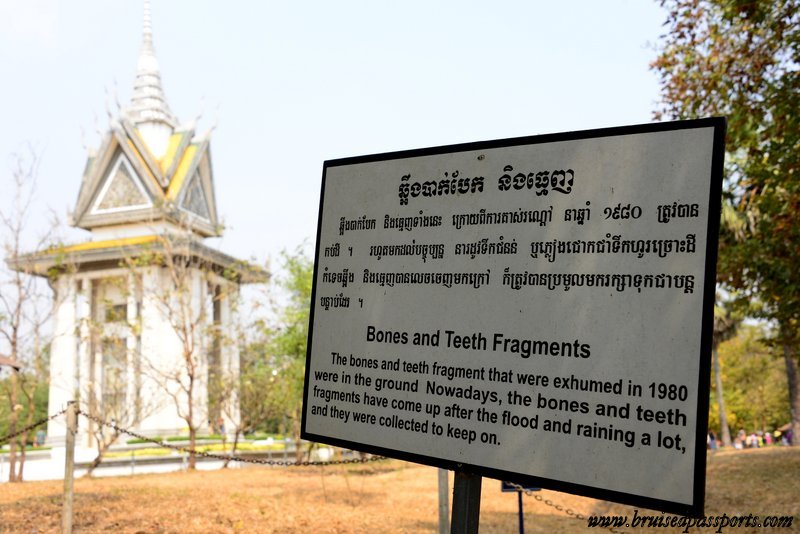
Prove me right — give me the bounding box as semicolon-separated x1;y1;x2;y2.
70;123;220;236
90;153;152;214
72;127;166;226
197;148;218;224
180;171;210;220
167;139;219;232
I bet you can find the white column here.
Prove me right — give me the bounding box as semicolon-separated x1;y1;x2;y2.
221;284;241;431
194;269;209;432
138;266;183;436
76;277;93;447
126;273;139;426
46;277;78;445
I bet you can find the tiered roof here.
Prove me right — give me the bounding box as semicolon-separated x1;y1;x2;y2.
7;1;266;284
71;0;219;238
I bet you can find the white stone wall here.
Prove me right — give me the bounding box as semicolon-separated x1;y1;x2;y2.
45;262;242;446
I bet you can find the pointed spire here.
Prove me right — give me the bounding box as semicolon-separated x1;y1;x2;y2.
127;0;176;129
127;0;176;158
143;0;153;46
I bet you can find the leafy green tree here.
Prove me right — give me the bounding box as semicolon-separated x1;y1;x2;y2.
709;325;790;435
652;0;800;444
712;297;742;446
239;248;313;459
0;376;48;438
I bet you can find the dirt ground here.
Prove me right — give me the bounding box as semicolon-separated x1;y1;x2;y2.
0;447;797;533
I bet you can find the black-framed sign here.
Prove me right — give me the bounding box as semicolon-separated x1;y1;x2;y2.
302;118;725;516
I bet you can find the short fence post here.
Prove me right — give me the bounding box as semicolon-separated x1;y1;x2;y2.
62;401;77;534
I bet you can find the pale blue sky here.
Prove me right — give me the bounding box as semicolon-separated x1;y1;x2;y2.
0;0;667;265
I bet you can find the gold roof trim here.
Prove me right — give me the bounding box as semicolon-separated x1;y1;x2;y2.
167;144;198;200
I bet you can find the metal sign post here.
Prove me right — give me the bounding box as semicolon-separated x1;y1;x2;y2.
451;471;481;533
501;481;539;534
438;468;450;534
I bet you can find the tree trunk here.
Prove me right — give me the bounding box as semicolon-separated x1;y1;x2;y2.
85;432;120;477
223;428;240;469
187;377;197;470
713;345;733;447
14;437;27;482
14;387;38;482
188;424;197;470
292;417;303;463
783;343;800;446
7;369;19;482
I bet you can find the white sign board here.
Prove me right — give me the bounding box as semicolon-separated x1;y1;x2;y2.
303;119;725;515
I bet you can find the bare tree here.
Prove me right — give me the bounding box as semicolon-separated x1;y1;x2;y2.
82;325;161;477
124;224;244;470
219;335;275;466
0;148;60;482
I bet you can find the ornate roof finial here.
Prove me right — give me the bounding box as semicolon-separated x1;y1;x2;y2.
127;0;176;129
126;0;176;158
143;0;153;46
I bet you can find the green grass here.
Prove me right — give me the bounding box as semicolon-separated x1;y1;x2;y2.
106;448;172;458
164;434;223;442
126;434;286;445
244;433;286;441
125;436;162;445
0;445;51;454
106;442;287;459
198;442;286;453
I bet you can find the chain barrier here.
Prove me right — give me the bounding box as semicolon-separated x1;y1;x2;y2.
77;409;387;467
2;409;623;533
0;408;68;446
505;481;627;534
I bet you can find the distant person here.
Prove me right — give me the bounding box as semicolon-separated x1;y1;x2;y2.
708;431;718;451
734;429;745;449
